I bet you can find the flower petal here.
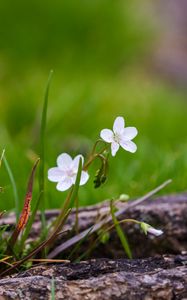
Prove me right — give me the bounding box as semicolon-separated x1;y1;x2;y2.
80;171;89;185
111;142;120;156
57;153;72;170
122;127;138;141
113;116;125;133
100;129;113;143
56;177;73;191
72;154;84;171
120;140;137;153
72;171;89;185
48;167;65;182
147;227;163;236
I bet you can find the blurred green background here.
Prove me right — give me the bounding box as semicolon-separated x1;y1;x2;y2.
0;0;187;211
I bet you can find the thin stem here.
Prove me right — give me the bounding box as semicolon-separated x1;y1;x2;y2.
48;179;172;258
75;218;140;262
52;158;83;235
39;70;53;233
83;150;108;171
0;149;5;168
91;139;106;156
75;196;79;234
83;139;109;171
110;200;132;258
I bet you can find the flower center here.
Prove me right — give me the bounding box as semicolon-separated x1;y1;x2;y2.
66;168;76;178
113;133;121;144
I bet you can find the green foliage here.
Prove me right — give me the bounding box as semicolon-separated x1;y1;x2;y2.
110;200;132;259
39;70;53;231
0;0;149;73
0;0;186;211
3;155;19;221
0;0;185;276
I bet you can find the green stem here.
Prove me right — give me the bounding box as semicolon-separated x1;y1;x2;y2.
39;70;53;232
91;139;106;156
75;218;140;262
52;158;83;235
110;200;132;259
75;196;79;234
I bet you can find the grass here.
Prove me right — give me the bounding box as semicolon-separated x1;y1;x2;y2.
0;0;187;211
0;0;186;279
0;71;187;212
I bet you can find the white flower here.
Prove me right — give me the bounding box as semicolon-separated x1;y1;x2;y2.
147;227;163;236
140;222;163;236
48;153;89;191
100;116;138;156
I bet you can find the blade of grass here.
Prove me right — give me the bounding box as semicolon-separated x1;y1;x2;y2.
3;155;19;222
39;70;53;233
50;277;55;300
8;159;40;251
110;200;132;258
29;258;70;263
0;208;71;277
44;158;83;258
48;179;172;258
53;157;83;232
76;218;140;262
0;149;5;168
67;226;94;261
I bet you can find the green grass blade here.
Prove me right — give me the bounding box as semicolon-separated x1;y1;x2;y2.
0;209;72;277
39;70;53;230
3;155;19;222
54;157;83;229
68;158;82;209
47;179;171;259
47;158;82;258
50;276;55;300
68;226;93;261
0;149;5;169
110;200;132;259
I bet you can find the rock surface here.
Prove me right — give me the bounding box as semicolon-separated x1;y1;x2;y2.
0;193;187;299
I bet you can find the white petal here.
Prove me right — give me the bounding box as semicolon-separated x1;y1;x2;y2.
113;116;125;133
122;127;138;141
111;142;120;156
57;153;72;170
147;227;163;236
72;154;84;171
100;129;113;143
72;171;89;185
80;171;89;185
48;167;65;182
56;177;73;191
120;140;137;153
